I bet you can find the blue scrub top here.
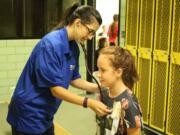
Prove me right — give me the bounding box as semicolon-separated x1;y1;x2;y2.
7;28;81;134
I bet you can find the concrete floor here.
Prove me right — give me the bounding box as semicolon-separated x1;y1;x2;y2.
0;90;97;135
55;91;97;135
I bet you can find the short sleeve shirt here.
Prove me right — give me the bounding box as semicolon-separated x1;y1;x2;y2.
107;22;118;43
96;89;143;135
7;28;81;134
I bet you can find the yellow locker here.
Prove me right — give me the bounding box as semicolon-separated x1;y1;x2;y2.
166;53;180;135
126;0;140;48
166;0;180;134
150;54;169;132
137;0;155;125
137;50;152;125
138;0;155;50
150;0;173;132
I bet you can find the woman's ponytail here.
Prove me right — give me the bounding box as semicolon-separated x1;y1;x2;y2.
52;2;80;30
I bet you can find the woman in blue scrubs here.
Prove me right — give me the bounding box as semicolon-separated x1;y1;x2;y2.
7;3;111;135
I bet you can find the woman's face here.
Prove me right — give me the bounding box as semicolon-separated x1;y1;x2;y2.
97;54;120;88
75;19;100;42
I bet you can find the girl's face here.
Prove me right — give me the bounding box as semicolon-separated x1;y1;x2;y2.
97;54;120;88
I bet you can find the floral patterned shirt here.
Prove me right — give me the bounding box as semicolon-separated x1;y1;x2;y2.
96;89;143;135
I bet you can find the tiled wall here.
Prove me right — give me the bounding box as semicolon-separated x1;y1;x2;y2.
0;39;39;102
0;39;86;102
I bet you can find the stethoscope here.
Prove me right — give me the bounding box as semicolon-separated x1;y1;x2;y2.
80;42;104;102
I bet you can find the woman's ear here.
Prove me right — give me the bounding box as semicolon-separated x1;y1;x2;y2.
74;18;81;27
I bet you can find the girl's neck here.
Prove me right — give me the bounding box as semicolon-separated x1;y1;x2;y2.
109;80;128;98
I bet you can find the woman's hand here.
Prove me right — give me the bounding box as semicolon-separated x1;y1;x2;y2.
87;98;112;116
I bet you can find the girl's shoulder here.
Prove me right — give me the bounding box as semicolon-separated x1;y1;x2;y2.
115;89;140;107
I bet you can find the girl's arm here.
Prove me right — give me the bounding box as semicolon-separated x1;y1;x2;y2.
127;127;141;135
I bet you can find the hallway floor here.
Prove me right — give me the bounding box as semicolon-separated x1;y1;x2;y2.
55;89;97;135
0;89;97;135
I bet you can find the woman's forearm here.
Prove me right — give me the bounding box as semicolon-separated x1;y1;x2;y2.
70;78;99;93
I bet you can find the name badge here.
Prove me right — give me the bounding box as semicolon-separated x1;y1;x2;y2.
70;65;75;71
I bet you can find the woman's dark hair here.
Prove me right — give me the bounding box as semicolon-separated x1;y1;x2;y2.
98;37;107;50
99;46;139;89
53;2;102;30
